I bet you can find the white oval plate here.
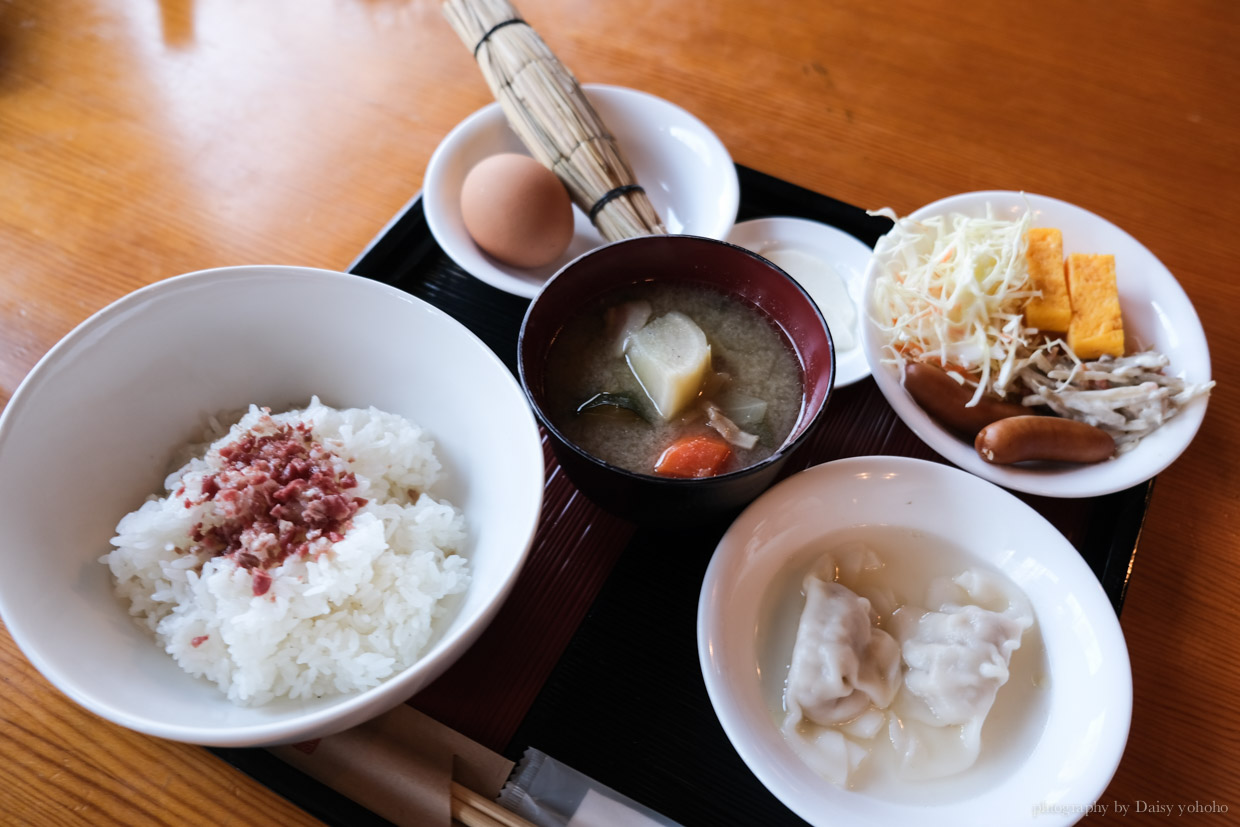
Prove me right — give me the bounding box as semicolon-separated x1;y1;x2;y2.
860;190;1212;498
424;84;740;298
698;456;1132;827
728;216;873;387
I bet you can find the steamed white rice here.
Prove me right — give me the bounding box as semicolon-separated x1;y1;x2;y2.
101;397;470;706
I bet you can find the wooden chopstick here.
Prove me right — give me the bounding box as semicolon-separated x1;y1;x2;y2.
450;781;535;827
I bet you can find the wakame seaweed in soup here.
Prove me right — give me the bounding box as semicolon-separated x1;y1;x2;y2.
543;282;805;478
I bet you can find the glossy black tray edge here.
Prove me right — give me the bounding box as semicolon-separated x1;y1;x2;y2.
207;164;1149;827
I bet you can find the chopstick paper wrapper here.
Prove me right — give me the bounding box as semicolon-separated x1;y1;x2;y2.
500;747;684;827
269;704;519;827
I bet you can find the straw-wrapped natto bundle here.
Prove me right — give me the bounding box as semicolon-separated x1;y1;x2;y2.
442;0;666;242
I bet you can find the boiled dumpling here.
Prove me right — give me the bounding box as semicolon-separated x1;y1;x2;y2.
901;604;1027;724
785;579;902;723
776;543;1039;790
886;568;1034;779
781;726;869;787
781;560;902;786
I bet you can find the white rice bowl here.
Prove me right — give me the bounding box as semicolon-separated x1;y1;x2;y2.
104;399;471;707
0;265;544;746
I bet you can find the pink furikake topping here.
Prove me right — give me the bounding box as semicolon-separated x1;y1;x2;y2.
186;414;366;594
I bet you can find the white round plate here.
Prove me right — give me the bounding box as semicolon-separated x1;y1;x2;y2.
860;190;1212;498
424;84;740;298
698;456;1132;827
728;216;873;387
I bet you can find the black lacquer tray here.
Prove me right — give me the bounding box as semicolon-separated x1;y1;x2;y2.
211;165;1150;827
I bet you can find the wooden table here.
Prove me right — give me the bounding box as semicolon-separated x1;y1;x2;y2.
2;1;1236;823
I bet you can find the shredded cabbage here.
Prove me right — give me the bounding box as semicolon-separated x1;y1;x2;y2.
870;205;1047;404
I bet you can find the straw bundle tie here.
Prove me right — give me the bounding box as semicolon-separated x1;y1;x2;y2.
588;183;644;221
472;17;527;56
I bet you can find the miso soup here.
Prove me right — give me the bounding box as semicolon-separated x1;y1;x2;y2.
543;282;805;477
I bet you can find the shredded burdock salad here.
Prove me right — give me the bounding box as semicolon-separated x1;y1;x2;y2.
868;205;1214;453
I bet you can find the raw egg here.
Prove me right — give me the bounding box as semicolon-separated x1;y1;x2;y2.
460;153;575;269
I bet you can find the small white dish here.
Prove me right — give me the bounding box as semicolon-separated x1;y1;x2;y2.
0;265;544;747
860;190;1212;498
728;216;873;387
698;456;1132;827
424;84;740;298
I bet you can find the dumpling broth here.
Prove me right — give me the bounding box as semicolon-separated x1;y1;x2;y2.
543;282;804;476
757;525;1051;804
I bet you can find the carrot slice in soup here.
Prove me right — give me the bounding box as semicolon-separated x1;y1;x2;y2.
654;435;732;478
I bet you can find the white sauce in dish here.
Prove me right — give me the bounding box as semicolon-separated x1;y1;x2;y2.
761;245;858;352
757;526;1050;804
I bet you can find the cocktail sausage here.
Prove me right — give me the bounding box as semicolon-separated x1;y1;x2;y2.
975;416;1116;465
903;363;1027;437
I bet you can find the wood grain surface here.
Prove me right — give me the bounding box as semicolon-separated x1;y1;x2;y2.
1;0;1236;824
